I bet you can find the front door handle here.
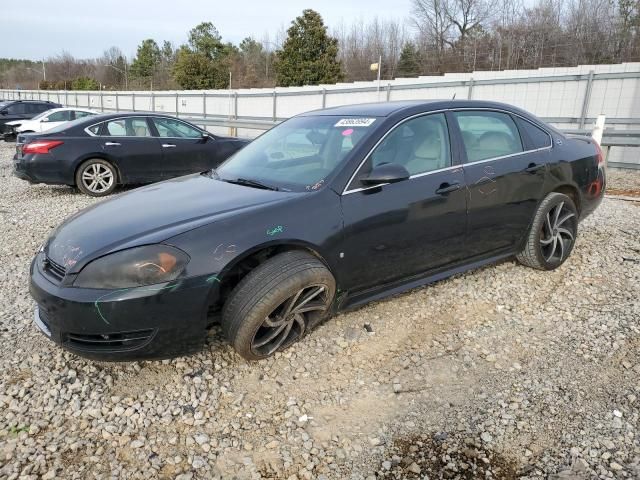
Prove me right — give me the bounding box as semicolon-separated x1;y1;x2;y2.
162;143;176;148
435;182;461;195
104;142;120;146
524;163;544;173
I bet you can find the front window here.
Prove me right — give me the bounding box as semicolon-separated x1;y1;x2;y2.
153;117;202;138
46;110;72;122
217;115;376;192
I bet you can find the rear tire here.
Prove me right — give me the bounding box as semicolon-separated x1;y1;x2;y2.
221;251;335;360
75;159;117;197
516;192;578;270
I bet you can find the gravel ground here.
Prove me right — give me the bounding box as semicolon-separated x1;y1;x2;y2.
1;141;639;480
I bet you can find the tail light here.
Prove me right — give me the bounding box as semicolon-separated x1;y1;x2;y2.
593;141;604;166
23;140;64;155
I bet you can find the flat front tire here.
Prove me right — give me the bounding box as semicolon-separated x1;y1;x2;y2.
76;159;117;197
221;251;336;360
516;192;578;270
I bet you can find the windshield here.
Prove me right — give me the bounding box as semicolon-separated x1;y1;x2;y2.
31;109;57;121
217;115;377;192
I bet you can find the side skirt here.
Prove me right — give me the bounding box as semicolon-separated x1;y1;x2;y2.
337;251;514;313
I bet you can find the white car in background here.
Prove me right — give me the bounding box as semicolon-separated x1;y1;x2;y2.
5;107;98;137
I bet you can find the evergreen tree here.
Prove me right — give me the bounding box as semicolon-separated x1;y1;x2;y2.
130;39;161;80
396;42;421;77
172;25;233;90
274;9;344;87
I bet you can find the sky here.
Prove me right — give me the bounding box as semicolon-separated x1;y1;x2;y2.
1;0;414;60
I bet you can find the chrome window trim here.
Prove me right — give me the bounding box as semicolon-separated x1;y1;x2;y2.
84;115;154;137
345;164;463;194
342;107;553;196
84;114;204;138
451;107;553;150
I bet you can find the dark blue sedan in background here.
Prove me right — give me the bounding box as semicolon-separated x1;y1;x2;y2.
13;113;249;196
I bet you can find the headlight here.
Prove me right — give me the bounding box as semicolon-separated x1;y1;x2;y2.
73;245;190;289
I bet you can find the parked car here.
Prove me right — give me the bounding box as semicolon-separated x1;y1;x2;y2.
29;100;605;361
14;113;249;196
0;100;62;135
3;107;98;141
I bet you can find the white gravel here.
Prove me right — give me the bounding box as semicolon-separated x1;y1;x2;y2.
0;141;639;479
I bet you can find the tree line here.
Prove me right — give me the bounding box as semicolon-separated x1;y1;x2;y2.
1;0;638;91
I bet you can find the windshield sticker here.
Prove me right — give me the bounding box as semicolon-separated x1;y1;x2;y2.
334;118;376;127
341;128;354;136
306;179;324;191
267;225;284;236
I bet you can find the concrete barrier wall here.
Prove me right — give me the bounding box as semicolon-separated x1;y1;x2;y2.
3;62;639;166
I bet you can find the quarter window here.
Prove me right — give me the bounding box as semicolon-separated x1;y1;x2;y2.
454;111;523;163
104;118;152;137
516;118;551;149
152;117;202;138
348;113;451;189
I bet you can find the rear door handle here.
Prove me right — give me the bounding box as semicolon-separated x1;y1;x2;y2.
162;143;176;148
435;182;461;195
104;142;121;146
524;163;544;173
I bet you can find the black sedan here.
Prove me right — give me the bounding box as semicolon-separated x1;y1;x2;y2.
13;113;249;196
29;100;605;361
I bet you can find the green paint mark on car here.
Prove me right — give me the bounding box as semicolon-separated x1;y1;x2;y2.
267;225;284;236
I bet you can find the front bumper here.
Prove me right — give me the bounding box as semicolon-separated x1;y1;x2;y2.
29;253;219;361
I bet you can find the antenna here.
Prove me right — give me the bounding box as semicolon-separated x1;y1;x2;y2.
452;93;457;100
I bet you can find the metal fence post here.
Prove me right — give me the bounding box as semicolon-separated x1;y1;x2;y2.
467;78;474;100
203;92;207;118
322;89;326;109
579;70;595;129
151;91;155;112
232;92;239;136
175;93;179;117
100;91;104;112
132;92;136;112
115;92;119;111
386;83;392;101
272;91;277;122
87;91;90;108
65;90;68;106
75;91;78;107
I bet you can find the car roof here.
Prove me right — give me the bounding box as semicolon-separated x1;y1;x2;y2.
6;99;58;104
45;107;96;113
299;99;535;117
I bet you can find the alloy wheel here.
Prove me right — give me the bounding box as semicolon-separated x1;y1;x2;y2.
251;284;330;356
82;163;114;194
540;201;576;262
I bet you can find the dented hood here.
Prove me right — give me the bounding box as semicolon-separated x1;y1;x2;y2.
46;173;295;272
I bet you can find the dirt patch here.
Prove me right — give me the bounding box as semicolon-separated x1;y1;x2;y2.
378;433;520;479
606;188;640;197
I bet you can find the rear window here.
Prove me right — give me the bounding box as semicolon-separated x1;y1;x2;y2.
453;111;523;163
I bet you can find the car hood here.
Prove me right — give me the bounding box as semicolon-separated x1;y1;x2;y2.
5;120;25;126
45;173;297;273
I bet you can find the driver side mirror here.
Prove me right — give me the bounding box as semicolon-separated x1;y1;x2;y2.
0;109;7;115
361;163;410;186
41;117;49;122
201;132;211;140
